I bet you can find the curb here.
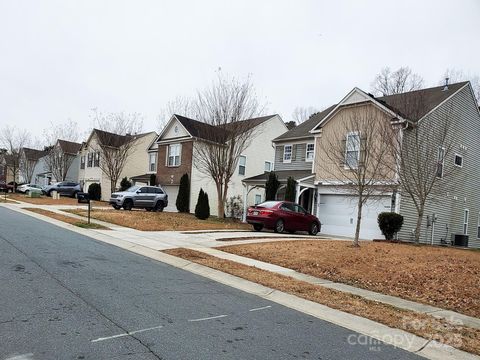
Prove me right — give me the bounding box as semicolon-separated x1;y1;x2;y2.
2;204;478;360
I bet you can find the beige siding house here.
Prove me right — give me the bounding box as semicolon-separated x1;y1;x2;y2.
78;129;157;200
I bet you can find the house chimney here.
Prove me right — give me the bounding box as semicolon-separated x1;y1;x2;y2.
443;77;449;91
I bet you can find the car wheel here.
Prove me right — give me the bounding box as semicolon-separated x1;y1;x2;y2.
112;205;121;210
25;190;29;195
274;219;284;233
72;191;78;199
47;190;52;197
123;199;133;211
154;201;164;212
253;224;263;232
309;222;319;236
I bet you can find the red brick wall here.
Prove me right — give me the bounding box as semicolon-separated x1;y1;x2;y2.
156;141;193;186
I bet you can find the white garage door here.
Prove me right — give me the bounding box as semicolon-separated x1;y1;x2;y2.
163;185;179;212
318;195;392;239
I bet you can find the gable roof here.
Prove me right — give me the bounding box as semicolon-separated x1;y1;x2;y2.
171;114;278;143
310;81;470;133
57;139;82;155
376;81;469;121
274;105;336;142
22;147;47;161
91;129;154;148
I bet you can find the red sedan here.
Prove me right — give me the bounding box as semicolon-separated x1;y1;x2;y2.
246;201;321;235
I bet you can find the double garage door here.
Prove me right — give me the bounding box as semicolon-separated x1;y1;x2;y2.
318;194;392;240
163;185;179;212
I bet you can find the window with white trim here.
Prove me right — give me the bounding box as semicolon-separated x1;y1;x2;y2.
283;145;292;162
87;153;93;167
255;194;261;204
306;143;315;162
463;209;469;235
80;156;85;169
149;153;157;172
454;154;463;167
264;161;272;172
94;152;100;167
167;144;181;166
345;132;360;169
436;146;445;178
238;155;246;175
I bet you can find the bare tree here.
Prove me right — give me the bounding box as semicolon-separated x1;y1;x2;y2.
43;120;80;182
439;68;480;105
292;106;318;124
371;66;424;96
0;126;31;189
157;96;194;133
192;74;265;217
316;104;398;246
388;95;456;243
90;110;144;193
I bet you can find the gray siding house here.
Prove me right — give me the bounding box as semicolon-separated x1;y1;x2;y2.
242;105;335;214
393;83;480;248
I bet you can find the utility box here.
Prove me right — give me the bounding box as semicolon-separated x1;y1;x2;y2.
452;234;469;247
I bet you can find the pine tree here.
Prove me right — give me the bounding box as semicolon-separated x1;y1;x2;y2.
285;177;296;202
176;173;190;212
195;188;210;220
265;171;280;201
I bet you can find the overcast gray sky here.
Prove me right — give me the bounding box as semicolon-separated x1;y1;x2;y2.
0;0;479;140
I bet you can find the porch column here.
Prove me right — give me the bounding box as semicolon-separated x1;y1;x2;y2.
242;184;249;222
295;183;301;203
311;189;316;215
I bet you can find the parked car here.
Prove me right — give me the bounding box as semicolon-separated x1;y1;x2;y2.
42;182;82;198
17;183;43;194
246;201;321;235
109;185;168;211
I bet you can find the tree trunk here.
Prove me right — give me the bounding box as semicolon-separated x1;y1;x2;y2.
216;183;224;218
414;206;425;244
110;177;117;197
353;195;363;247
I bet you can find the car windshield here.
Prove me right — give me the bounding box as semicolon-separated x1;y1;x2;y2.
256;201;280;208
126;186;140;192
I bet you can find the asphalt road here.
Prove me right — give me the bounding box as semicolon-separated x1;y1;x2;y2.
0;207;420;360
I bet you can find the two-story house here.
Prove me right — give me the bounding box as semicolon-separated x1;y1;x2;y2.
155;114;288;215
242;105;335;215
78;129;157;200
31;140;82;186
310;81;480;247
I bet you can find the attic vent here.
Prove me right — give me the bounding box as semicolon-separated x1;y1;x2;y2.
442;77;449;91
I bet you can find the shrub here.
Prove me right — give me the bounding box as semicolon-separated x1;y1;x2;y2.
378;212;404;240
119;177;132;191
176;173;190;213
149;174;157;186
195;188;210;220
88;183;102;201
265;171;280;201
225;195;243;219
285;176;296;202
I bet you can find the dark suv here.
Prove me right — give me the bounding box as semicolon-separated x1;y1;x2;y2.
42;182;83;198
109;185;168;211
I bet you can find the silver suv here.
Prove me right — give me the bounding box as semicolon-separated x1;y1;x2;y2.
109;185;168;211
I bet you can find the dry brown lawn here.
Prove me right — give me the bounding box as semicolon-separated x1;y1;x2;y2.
165;248;480;355
65;209;251;231
9;193;107;206
25;208;109;230
219;240;480;318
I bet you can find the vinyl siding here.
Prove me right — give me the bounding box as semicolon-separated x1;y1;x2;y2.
397;85;480;248
274;141;313;171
